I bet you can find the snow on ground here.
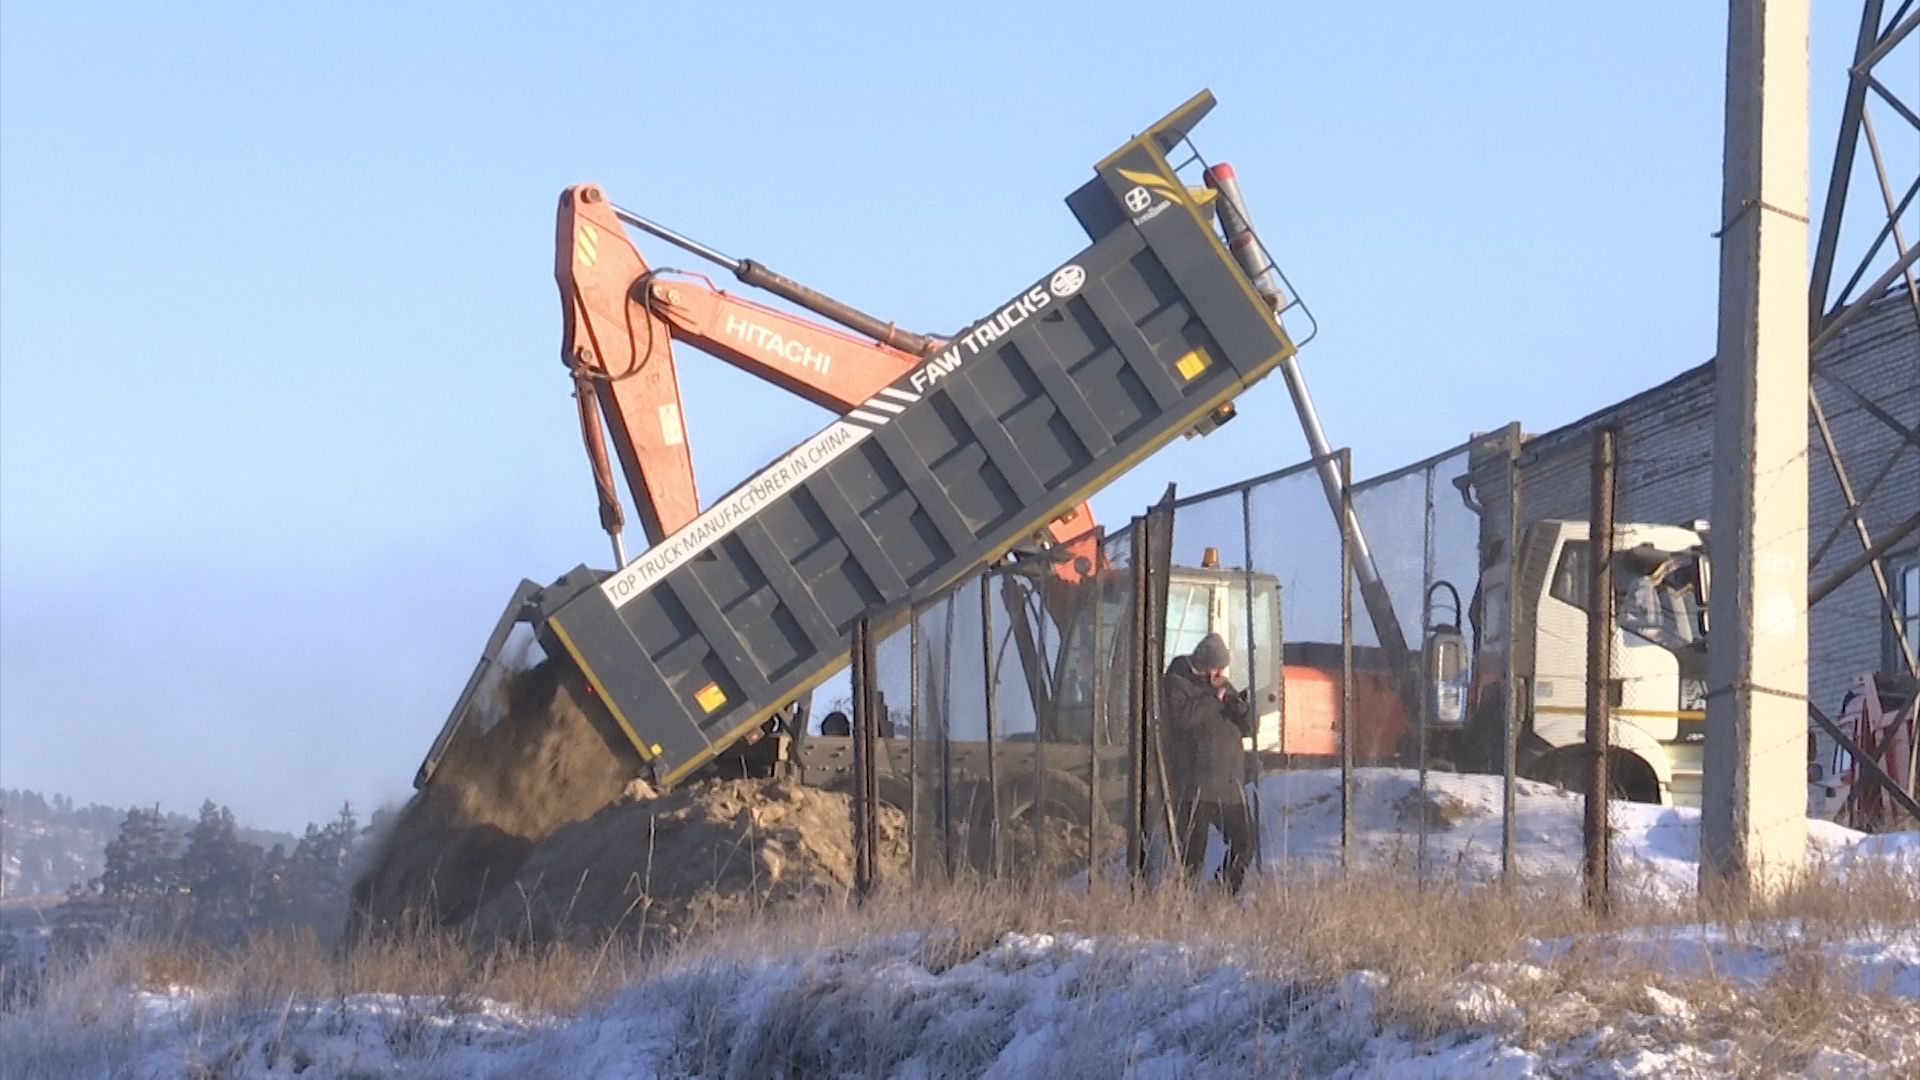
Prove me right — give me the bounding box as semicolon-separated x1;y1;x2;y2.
1225;768;1920;900
12;987;547;1078
17;927;1915;1078
1531;922;1920;999
9;770;1917;1077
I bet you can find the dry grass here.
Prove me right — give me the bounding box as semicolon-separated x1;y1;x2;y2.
683;865;1916;1074
31;919;648;1020
8;863;1916;1076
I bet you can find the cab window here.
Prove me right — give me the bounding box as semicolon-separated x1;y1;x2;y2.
1549;541;1590;609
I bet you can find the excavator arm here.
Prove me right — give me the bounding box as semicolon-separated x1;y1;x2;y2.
556;182;1096;573
556;184;933;546
556;186;701;549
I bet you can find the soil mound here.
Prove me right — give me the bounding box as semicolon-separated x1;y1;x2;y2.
467;777;906;948
350;658;903;949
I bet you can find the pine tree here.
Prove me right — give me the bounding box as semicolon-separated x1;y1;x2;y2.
252;842;293;927
181;801;262;942
181;802;240;887
282;802;361;930
98;806;181;900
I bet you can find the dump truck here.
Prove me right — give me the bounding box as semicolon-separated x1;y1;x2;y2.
413;91;1307;830
1809;671;1917;830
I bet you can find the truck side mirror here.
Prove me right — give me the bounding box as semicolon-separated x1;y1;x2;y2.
1425;624;1468;726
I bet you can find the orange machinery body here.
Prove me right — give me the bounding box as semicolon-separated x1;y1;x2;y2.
554;183;1096;575
1274;663;1411;760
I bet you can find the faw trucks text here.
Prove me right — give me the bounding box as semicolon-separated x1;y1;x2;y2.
909;284;1054;394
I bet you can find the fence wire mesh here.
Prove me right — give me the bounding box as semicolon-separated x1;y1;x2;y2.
811;529;1146;890
830;429;1544;891
1160;437;1527;887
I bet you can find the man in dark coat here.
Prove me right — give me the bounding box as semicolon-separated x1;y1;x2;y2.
1163;633;1255;892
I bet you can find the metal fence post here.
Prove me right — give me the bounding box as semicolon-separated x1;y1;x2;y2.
1127;516;1150;886
908;603;922;884
851;616;879;899
1145;502;1182;879
1339;449;1355;871
1241;486;1263;870
1585;427;1617;911
1088;527;1106;885
1418;462;1437;884
939;597;958;882
1502;422;1524;882
1033;578;1049;880
980;572;1002;880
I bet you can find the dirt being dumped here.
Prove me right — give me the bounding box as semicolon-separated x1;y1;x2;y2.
350;659;642;936
350;658;904;949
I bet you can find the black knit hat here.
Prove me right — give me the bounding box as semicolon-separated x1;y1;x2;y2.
1193;633;1230;671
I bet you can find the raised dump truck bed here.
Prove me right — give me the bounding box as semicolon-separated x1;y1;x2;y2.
435;92;1297;789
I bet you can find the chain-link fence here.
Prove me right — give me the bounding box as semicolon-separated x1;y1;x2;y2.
791;408;1907;902
797;526;1147;890
814;428;1561;892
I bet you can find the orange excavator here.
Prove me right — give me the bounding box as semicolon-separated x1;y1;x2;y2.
555;185;1098;581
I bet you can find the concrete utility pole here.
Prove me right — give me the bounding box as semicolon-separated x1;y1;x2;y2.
1701;0;1810;901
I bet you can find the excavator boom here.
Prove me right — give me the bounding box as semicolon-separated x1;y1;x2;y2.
558;183;1097;565
558;186;941;547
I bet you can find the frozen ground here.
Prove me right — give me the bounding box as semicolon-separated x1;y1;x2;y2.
7;768;1917;1078
9;923;1918;1078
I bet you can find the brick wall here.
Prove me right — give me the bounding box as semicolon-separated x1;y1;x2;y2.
1470;291;1918;716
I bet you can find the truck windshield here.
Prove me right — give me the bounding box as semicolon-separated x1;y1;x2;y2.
1549;541;1705;648
1053;592;1113;698
1616;554;1705;648
1055;577;1278;714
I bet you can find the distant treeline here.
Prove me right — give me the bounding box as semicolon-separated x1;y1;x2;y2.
80;801;379;943
3;788;385;944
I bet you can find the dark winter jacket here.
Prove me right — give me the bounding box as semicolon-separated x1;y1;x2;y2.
1163;654;1253;804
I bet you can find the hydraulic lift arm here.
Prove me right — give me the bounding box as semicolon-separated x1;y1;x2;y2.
1203;162;1417;693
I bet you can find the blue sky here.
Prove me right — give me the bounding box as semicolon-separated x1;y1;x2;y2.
0;4;1884;831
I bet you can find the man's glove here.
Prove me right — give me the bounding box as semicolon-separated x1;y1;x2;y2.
1221;686;1251;724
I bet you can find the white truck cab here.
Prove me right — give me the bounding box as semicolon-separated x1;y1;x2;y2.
1493;520;1711;805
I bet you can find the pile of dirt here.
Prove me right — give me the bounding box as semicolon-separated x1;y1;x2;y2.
1393;787;1474;831
350;659;641;936
350;657;904;949
467;777;906;949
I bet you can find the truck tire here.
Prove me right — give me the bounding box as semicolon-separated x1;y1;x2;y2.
818;771;915;817
1526;747;1662;804
964;770;1102;878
